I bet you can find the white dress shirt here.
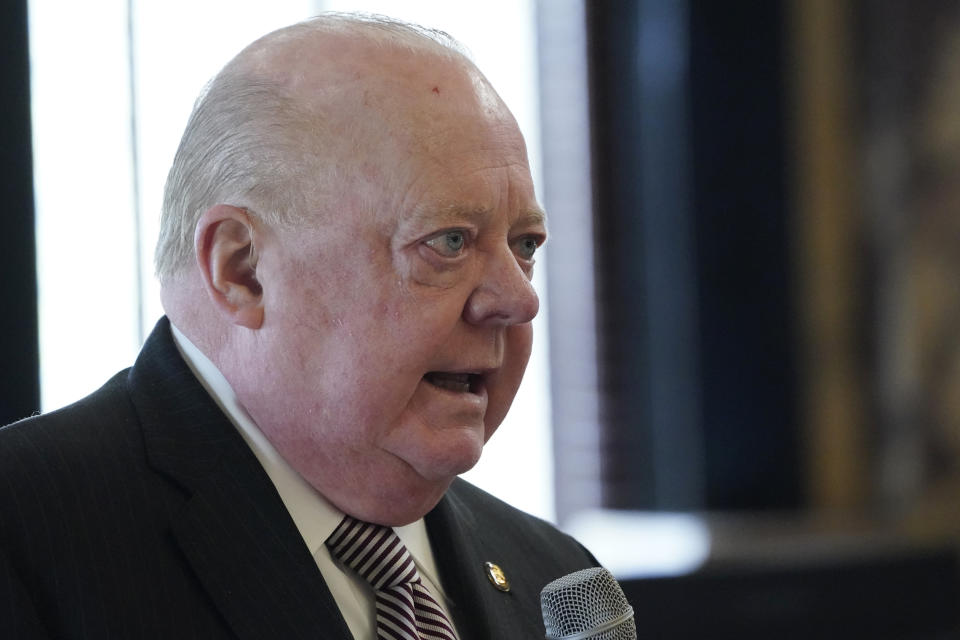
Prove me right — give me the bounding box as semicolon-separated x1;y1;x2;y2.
169;324;458;639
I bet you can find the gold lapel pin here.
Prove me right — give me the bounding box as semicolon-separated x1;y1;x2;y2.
484;561;510;592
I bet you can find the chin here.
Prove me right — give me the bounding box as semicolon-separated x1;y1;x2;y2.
413;438;485;481
385;419;487;479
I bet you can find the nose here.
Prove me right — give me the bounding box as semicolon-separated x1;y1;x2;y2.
463;246;540;326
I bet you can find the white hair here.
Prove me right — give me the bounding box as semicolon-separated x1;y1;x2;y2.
154;13;469;282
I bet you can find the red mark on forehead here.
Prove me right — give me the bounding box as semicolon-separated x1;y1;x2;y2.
432;86;440;94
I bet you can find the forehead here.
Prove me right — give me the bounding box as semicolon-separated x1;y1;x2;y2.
335;54;538;228
382;106;540;222
258;28;540;230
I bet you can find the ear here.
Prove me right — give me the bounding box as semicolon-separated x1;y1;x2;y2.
194;204;264;329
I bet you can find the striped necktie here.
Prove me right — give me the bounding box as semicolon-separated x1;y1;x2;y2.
326;516;459;640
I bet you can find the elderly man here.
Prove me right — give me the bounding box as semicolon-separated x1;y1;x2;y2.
0;13;596;640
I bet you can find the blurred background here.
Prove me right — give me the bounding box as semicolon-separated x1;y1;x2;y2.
4;0;960;637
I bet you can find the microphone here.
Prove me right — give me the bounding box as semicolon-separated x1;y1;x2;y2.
540;567;636;639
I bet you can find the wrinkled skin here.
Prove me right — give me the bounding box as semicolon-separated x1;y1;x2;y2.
209;36;547;526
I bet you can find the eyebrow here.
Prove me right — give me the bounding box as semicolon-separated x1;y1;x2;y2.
516;208;548;228
409;203;548;228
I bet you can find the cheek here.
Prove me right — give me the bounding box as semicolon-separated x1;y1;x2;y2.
304;315;439;417
483;323;533;439
387;290;472;354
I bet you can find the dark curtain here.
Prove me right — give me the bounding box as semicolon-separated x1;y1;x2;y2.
1;0;40;425
586;0;800;511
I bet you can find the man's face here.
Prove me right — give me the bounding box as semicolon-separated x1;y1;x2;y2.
238;55;546;525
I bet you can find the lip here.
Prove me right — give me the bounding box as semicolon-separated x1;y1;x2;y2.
420;369;491;407
424;371;485;394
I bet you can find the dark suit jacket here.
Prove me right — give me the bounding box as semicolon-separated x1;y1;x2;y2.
0;318;596;639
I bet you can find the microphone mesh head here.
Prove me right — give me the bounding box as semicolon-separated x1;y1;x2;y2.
540;567;636;639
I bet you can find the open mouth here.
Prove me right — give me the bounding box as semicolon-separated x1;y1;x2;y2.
424;371;482;394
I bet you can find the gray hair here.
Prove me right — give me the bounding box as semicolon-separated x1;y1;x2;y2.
154;13;469;282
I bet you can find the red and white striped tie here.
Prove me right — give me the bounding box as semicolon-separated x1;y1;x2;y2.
326;516;459;640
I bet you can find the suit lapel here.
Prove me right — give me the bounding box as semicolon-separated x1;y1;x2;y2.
129;318;352;640
170;457;349;640
425;489;493;640
426;480;539;640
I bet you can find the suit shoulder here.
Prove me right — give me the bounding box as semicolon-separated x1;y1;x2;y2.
0;369;135;456
0;369;141;511
445;477;549;526
445;478;597;564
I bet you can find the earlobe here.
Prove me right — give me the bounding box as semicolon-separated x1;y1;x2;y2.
195;204;265;329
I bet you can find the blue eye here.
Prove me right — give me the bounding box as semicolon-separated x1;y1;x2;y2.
425;230;466;257
516;236;539;260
